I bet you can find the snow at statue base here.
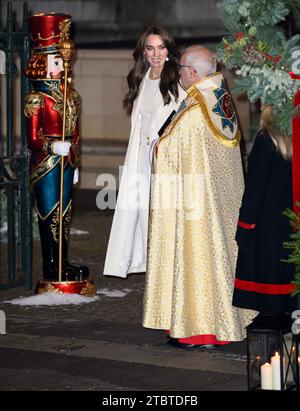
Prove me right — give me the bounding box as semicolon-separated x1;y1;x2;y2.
97;288;132;298
2;288;133;306
4;292;99;306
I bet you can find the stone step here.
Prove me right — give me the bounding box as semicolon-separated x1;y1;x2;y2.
0;333;246;376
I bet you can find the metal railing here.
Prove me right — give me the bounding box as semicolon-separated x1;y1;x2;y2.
0;2;32;290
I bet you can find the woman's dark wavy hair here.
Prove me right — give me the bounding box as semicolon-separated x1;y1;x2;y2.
123;24;180;115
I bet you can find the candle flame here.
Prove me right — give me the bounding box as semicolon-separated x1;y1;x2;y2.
275;352;279;357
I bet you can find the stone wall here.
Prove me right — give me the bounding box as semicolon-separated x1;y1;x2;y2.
0;50;132;143
1;0;225;46
1;49;250;145
74;49;132;141
0;0;252;148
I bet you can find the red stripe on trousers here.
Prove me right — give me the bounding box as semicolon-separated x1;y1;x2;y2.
238;220;256;229
234;278;296;295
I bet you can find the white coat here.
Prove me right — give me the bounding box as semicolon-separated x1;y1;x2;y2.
103;69;186;278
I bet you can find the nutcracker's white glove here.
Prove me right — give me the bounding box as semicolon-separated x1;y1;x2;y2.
52;141;71;156
73;168;79;184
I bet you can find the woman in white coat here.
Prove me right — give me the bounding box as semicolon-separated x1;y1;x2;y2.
103;25;186;278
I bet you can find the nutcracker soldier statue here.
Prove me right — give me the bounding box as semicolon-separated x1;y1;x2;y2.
24;13;95;295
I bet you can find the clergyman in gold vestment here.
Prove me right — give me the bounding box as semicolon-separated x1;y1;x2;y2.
143;46;257;347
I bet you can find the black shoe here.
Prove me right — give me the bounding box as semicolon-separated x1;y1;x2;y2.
167;338;217;349
198;344;217;349
167;338;199;349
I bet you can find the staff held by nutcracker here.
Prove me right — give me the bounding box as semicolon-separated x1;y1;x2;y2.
58;35;75;282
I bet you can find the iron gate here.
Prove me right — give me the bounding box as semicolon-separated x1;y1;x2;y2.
0;2;32;290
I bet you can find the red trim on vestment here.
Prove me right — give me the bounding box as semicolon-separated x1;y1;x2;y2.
234;278;296;295
164;330;229;345
178;335;230;345
238;220;256;229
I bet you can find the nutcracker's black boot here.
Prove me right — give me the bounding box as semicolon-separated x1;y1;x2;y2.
61;206;89;281
62;239;89;280
38;210;78;282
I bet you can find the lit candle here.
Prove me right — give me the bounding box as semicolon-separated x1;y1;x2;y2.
261;362;272;390
271;352;285;390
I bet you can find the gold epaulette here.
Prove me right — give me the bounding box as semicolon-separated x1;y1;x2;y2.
24;92;45;118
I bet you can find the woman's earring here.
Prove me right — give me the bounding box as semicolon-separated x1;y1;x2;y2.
143;54;146;63
166;56;169;62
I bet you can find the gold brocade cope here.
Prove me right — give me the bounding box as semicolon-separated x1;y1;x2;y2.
143;102;257;341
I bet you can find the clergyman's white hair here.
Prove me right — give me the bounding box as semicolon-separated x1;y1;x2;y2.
184;46;217;77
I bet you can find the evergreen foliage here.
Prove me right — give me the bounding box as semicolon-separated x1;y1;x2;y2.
283;206;300;295
218;0;300;294
217;0;300;136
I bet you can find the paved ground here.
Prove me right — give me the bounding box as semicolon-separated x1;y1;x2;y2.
0;190;250;392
